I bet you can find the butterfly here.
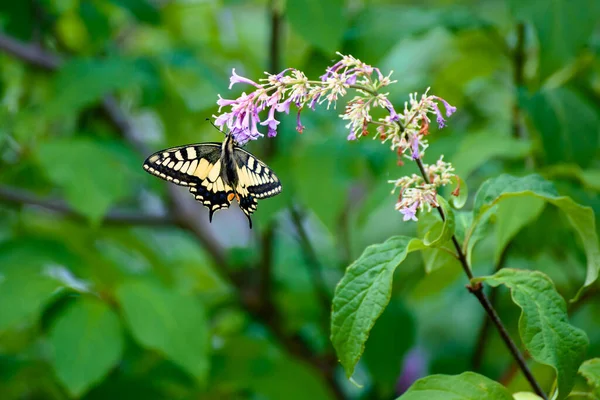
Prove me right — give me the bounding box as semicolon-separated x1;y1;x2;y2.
143;134;282;228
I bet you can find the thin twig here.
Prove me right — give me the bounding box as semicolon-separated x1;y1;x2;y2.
414;158;548;399
290;207;332;312
0;184;175;226
257;0;282;314
471;242;512;371
512;22;525;140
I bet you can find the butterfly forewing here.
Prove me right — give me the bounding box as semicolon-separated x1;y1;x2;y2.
143;143;235;220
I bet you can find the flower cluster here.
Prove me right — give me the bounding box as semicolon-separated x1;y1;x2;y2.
389;157;456;221
213;53;458;221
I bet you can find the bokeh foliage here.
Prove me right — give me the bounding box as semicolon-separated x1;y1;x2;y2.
0;0;599;399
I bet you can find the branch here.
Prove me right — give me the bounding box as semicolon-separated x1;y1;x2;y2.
0;184;174;226
0;33;61;69
290;207;332;312
512;22;525;139
414;159;548;400
471;242;512;371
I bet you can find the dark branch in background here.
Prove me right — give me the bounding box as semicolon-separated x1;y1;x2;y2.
0;33;60;68
414;158;548;400
471;242;512;371
255;4;343;398
0;31;345;400
512;22;525;139
0;184;174;226
257;0;282;325
290;207;332;313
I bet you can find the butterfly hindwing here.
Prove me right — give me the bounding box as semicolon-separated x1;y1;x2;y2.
231;147;281;226
143;143;235;220
232;148;282;199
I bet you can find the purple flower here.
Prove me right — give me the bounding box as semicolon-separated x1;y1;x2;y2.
434;96;457;117
229;68;261;90
308;94;320;110
373;67;384;80
320;60;343;81
345;74;358;85
296;108;305;133
396;348;428;394
214;112;233;128
260;106;280;137
432;103;445;128
347;129;357;141
385;101;400;122
274;68;292;81
217;95;237;110
275;98;292;114
411;134;420;159
400;202;419;222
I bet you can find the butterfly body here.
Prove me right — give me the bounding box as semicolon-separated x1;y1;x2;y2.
143;135;281;228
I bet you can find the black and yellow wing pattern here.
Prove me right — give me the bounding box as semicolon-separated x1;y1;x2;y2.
142;136;281;228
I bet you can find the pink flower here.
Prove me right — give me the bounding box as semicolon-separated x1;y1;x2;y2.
275;98;292;114
434;96;457;117
431;103;446;128
411;134;421;159
229;68;261;90
400;202;419;222
296;108;305;133
260;106;280;137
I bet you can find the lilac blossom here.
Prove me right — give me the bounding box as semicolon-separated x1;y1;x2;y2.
260;105;280;137
411;134;420;159
431;103;446;128
229;68;261;89
400;202;419;222
296;108;305;133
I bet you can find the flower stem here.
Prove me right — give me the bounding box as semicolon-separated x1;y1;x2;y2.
414;157;548;399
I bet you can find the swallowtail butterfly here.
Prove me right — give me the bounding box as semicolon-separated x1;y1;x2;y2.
143;134;281;228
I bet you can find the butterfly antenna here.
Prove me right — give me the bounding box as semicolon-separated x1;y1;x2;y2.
206;118;226;136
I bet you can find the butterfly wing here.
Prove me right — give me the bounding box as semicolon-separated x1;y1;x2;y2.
143;143;235;221
231;147;282;227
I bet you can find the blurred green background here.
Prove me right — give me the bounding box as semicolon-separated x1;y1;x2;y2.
0;0;599;399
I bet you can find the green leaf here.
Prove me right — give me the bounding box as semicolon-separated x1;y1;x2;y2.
0;271;62;331
36;139;137;223
397;372;513;400
286;0;345;54
47;58;153;116
362;298;415;396
330;236;425;379
452;131;531;178
423;196;455;248
579;358;600;396
116;281;209;384
470;174;600;298
49;298;123;397
512;393;544;400
494;196;546;264
509;0;599;80
0;238;78;330
474;269;589;399
525;87;599;168
109;0;160;24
